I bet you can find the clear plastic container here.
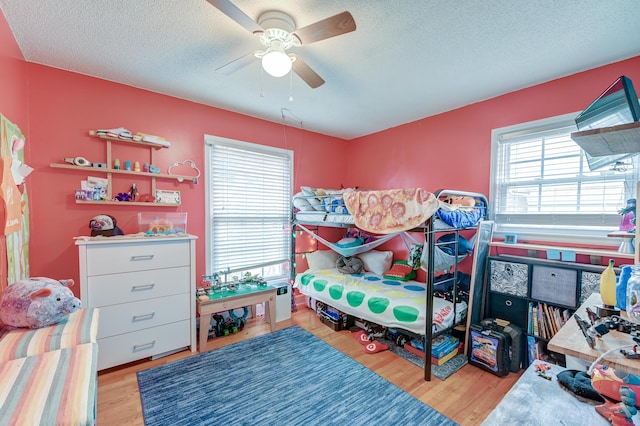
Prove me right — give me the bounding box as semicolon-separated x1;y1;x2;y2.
626;265;640;323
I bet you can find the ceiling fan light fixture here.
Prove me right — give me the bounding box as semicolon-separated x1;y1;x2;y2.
261;40;292;77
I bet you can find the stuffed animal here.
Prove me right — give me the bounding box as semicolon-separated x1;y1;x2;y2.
442;195;476;207
0;277;82;328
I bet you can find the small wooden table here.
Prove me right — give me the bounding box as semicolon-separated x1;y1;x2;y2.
197;284;277;352
548;293;640;376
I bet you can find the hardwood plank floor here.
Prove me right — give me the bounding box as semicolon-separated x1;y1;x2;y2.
97;306;521;425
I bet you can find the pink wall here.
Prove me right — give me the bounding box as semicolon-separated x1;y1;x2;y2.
3;7;640;294
25;65;347;295
347;55;640;196
0;9;28;291
345;55;640;276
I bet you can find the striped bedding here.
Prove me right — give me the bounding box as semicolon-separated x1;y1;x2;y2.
0;308;99;362
0;342;98;425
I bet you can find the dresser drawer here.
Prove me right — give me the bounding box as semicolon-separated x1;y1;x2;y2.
97;293;190;338
87;266;190;307
97;320;190;370
489;259;528;297
86;240;190;276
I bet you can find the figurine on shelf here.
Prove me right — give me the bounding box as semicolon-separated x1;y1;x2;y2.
113;158;120;170
129;183;138;201
618;198;636;232
134;161;141;172
114;192;131;202
125;160;131;171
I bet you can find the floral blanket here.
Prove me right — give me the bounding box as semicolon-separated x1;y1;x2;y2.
343;188;439;234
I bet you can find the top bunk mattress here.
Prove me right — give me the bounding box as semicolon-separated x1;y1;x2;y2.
293;187;486;232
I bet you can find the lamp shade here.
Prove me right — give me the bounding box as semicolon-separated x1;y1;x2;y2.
261;41;292;77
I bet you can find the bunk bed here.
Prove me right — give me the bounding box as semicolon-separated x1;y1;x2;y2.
292;187;488;380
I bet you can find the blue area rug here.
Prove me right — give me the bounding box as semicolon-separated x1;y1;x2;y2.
137;326;457;425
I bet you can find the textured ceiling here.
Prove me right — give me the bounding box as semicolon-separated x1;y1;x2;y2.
1;0;640;139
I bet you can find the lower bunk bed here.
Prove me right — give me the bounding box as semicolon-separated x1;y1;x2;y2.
294;267;471;371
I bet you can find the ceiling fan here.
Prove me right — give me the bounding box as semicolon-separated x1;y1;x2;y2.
207;0;356;88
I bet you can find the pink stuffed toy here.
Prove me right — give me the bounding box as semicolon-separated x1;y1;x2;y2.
0;277;82;328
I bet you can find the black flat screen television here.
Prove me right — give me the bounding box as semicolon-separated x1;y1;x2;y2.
575;75;640;171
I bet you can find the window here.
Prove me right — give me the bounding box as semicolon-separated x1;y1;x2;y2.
205;136;292;281
490;113;639;245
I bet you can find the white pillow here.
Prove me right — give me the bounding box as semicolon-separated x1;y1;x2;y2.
301;186;325;211
293;192;314;211
306;250;339;270
356;250;393;276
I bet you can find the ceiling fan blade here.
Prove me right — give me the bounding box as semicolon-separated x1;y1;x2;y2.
216;51;258;75
291;54;325;89
292;11;356;45
207;0;263;34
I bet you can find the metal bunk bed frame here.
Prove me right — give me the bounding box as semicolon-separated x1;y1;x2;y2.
291;188;489;381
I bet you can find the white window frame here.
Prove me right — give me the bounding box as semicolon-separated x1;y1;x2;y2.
490;112;639;247
204;135;293;282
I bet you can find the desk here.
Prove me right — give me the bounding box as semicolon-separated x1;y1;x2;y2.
197;284;276;352
548;293;640;376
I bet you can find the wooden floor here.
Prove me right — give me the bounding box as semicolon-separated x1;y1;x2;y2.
97;306;522;425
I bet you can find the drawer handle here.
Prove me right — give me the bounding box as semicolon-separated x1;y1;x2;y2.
133;341;156;352
132;312;155;322
131;255;155;261
131;283;155;291
505;300;513;307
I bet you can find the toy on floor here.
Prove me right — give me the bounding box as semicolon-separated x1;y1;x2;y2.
351;329;389;353
0;277;81;328
351;321;390;354
591;364;640;426
535;362;552;380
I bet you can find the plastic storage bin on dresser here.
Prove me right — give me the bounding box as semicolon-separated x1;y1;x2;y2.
138;212;188;235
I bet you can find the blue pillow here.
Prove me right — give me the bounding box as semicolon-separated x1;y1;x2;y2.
437;234;473;256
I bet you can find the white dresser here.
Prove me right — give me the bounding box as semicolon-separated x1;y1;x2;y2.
76;235;197;370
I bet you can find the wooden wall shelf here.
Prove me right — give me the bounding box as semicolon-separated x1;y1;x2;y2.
490;241;634;260
51;130;191;207
570;121;640;157
49;163;196;182
75;200;178;207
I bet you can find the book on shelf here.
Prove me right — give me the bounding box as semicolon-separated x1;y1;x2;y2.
537;304;546;339
531;303;539;337
527;335;538;365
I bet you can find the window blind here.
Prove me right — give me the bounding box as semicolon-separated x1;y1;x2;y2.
491;115;639;239
205;137;292;280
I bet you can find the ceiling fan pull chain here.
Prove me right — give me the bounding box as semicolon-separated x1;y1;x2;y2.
289;71;294;102
260;66;265;98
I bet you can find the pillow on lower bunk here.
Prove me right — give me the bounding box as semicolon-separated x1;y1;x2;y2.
306;250;339;270
356;250;393;275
